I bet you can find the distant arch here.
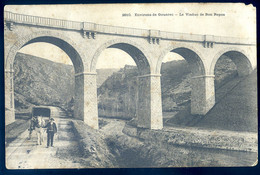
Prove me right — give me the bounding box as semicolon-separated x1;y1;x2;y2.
90;39;151;75
210;47;253;76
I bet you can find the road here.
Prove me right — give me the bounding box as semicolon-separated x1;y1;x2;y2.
5;114;257;168
6;118;82;169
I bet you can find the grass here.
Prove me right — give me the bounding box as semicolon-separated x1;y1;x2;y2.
165;69;257;132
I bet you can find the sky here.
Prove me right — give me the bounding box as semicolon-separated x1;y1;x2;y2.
5;3;256;68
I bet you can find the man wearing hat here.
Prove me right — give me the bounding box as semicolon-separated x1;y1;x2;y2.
45;118;57;148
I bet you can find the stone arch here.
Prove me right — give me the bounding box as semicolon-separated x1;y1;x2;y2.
156;44;206;76
157;44;211;116
5;31;86;125
90;39;151;75
210;47;253;76
5;31;85;73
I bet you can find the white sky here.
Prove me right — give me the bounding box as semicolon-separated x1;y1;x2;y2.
5;3;256;68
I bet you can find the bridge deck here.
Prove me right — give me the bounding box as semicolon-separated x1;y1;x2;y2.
4;11;255;45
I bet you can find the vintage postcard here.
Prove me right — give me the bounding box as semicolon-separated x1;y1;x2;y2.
4;3;257;169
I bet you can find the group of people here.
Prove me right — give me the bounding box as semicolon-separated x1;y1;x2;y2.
28;116;57;148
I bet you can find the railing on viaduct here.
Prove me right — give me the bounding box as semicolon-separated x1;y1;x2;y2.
4;11;255;45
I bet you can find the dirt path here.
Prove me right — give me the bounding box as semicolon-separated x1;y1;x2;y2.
6;118;82;169
99;118;126;136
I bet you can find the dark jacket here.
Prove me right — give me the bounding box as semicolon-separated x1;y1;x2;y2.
46;122;57;133
29;117;38;131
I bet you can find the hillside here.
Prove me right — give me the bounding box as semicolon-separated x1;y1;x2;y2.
96;69;120;88
194;69;257;132
13;53;75;113
13;53;121;115
98;65;138;118
97;56;238;119
13;52;243;126
98;56;258;133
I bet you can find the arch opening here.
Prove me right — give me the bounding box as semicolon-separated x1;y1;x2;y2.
213;50;253;102
95;43;150;123
91;42;151;75
212;51;253;77
6;35;84;124
23;36;84;73
157;47;205;76
208;50;257;132
14;42;75;117
168;48;205;76
159;47;206;125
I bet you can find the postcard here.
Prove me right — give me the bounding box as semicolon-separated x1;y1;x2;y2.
4;3;257;169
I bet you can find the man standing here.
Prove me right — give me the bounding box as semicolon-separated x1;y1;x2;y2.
35;116;44;145
46;118;57;148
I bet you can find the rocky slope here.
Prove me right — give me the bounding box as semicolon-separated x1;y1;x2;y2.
97;65;138;119
13;53;238;120
13;53;75;113
96;68;120;87
13;53;118;114
194;69;257;132
98;55;238;118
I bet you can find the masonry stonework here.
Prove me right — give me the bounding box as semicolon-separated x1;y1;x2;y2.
4;11;256;130
191;75;215;115
5;71;15;125
137;76;151;128
83;73;99;129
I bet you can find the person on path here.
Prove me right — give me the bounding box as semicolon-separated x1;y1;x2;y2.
35;116;45;145
45;118;57;148
28;115;38;140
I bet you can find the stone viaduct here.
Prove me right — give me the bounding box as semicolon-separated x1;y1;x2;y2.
4;11;256;129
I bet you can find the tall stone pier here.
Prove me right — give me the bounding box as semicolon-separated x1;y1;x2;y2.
191;75;215;115
137;74;163;129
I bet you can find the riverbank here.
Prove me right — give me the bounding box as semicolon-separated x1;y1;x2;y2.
70;118;257;168
123;122;257;152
